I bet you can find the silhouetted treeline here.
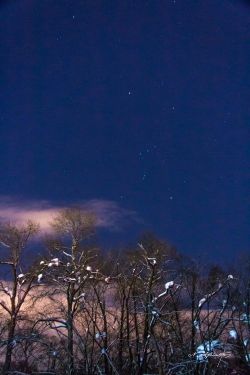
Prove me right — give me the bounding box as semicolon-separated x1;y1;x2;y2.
0;208;249;374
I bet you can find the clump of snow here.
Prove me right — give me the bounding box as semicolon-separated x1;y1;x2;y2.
243;338;249;347
243;340;250;362
95;332;107;340
229;330;237;339
198;297;206;308
165;281;174;290
193;320;199;331
51;258;60;266
240;313;250;323
52;321;67;329
147;257;157;265
196;340;221;362
152;308;160;317
222;299;227;308
153;281;175;302
65;277;76;282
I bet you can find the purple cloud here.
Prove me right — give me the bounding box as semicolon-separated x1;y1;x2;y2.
0;196;140;232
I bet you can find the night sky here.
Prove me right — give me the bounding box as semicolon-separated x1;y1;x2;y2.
0;0;249;263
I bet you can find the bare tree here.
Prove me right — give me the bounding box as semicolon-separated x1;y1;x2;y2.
38;207;98;375
0;220;39;374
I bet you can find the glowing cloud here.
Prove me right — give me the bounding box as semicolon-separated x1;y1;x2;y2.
0;196;140;232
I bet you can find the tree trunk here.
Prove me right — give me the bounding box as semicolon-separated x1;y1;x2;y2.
3;317;16;374
67;298;74;375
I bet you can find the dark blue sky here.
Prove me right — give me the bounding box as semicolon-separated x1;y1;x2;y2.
0;0;249;262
